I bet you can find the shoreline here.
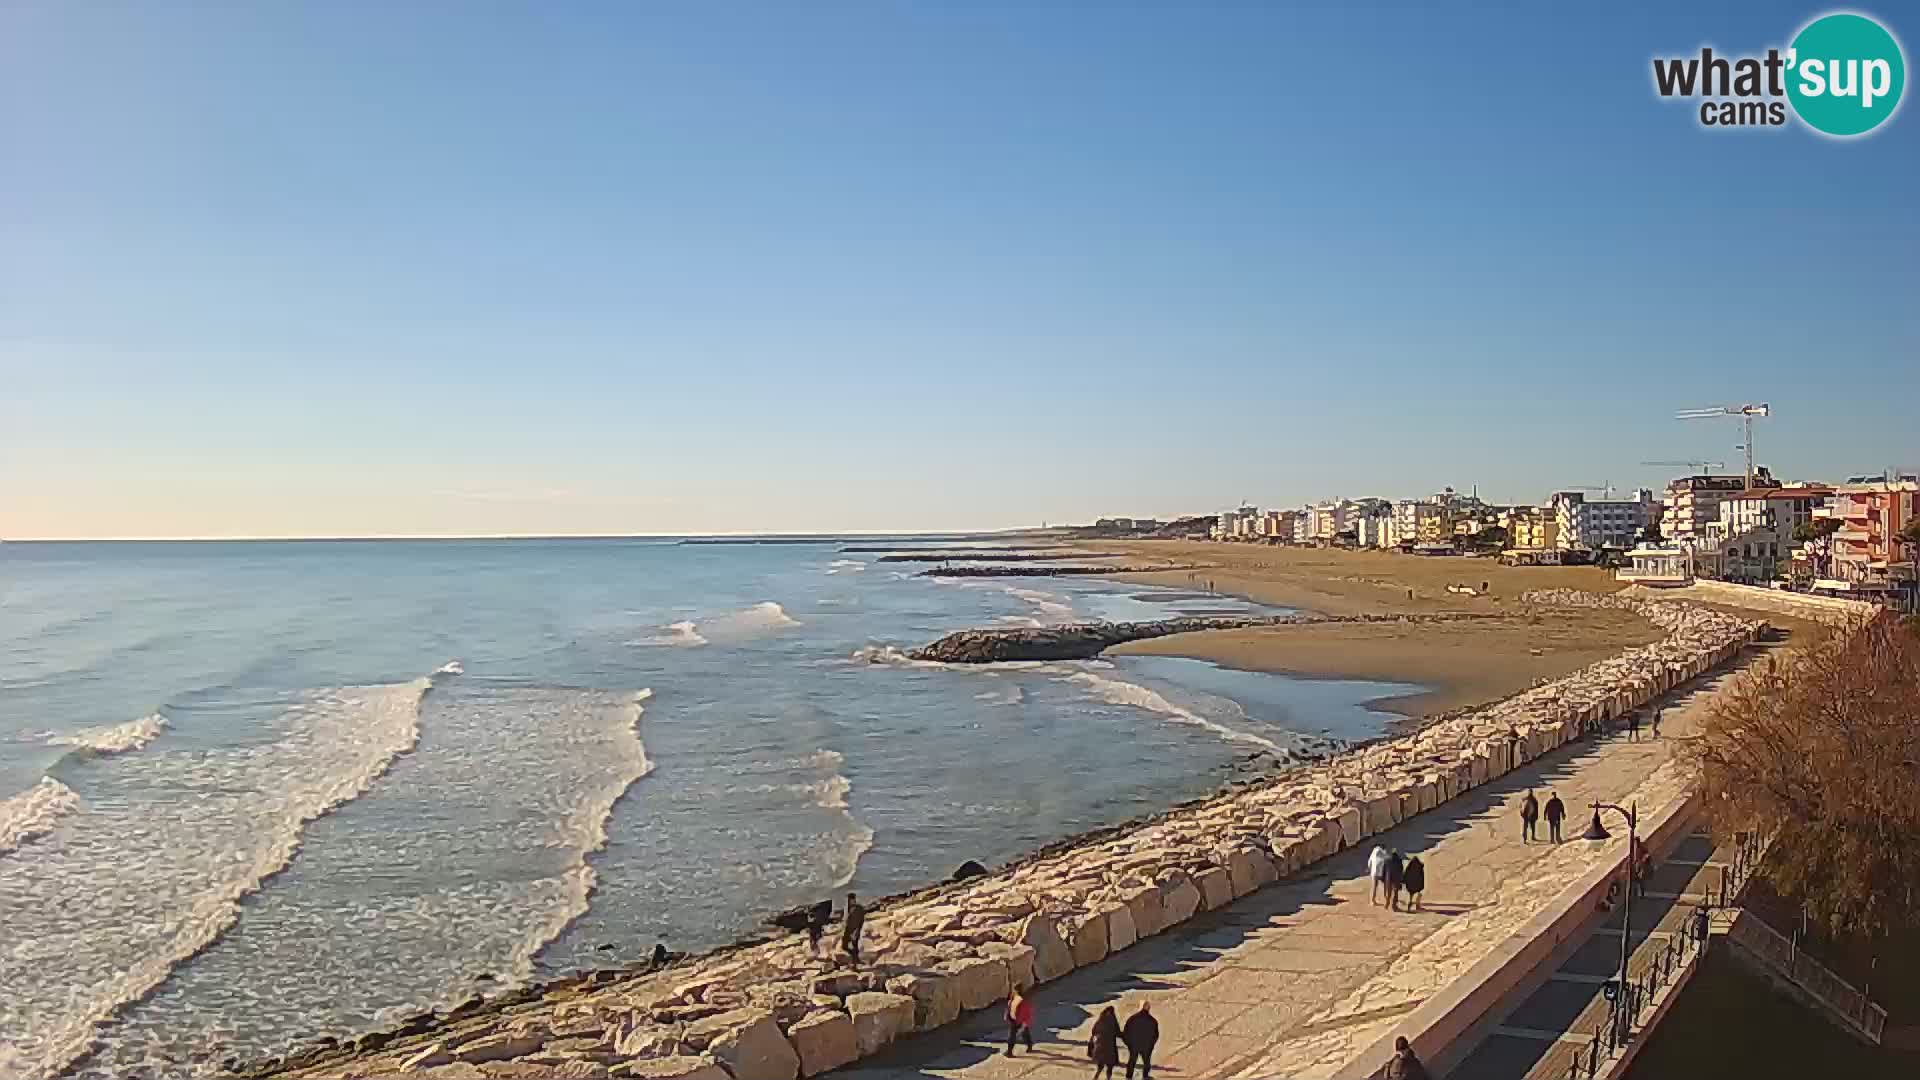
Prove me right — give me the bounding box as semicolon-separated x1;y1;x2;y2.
251;588;1768;1080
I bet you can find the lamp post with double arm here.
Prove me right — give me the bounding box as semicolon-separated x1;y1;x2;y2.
1583;801;1639;1044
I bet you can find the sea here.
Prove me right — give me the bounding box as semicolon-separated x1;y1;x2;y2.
0;538;1420;1080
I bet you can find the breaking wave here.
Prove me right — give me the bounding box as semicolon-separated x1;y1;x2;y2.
631;602;798;648
825;560;866;575
0;778;84;858
1060;669;1283;753
974;686;1026;707
0;674;437;1080
47;713;169;758
1005;587;1076;623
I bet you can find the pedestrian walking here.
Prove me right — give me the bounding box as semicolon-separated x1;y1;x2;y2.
1385;1036;1432;1080
1122;1001;1158;1080
840;892;866;965
1367;845;1392;905
1520;789;1539;844
1650;705;1663;739
1384;849;1406;912
1089;1006;1122;1080
1402;855;1426;912
805;898;833;957
1627;709;1641;742
1005;986;1036;1056
1544;791;1565;844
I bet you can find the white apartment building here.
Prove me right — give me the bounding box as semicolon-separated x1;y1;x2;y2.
1353;513;1393;548
1660;469;1776;544
1392;500;1442;545
1552;489;1658;551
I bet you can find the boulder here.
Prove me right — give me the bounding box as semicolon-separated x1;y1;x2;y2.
454;1031;546;1064
845;992;916;1056
1068;910;1110;967
1014;914;1075;984
610;1055;731;1080
1332;805;1364;848
1195;867;1233;911
699;1009;799;1080
886;971;961;1031
949;860;990;882
1225;848;1272;898
786;1011;858;1077
936;954;1009;1011
808;972;863;999
978;941;1036;992
400;1044;455;1070
1159;874;1202;925
1106;902;1139;952
613;1023;683;1059
1120;883;1165;938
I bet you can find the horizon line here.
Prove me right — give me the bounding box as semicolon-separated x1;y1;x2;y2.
0;527;1057;543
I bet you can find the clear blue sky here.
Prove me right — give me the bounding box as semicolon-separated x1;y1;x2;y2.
3;2;1915;538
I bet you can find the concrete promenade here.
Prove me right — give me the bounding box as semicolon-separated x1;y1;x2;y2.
834;666;1745;1080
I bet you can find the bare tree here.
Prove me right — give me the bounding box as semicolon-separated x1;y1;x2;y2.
1686;615;1920;936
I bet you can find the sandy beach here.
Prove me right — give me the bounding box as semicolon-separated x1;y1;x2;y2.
1092;541;1663;717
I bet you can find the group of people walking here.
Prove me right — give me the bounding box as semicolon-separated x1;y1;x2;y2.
1366;845;1426;911
1004;988;1159;1080
1521;789;1567;843
803;891;866;963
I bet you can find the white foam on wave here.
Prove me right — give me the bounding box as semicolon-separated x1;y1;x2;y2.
47;713;169;757
434;660;465;677
848;644;948;669
0;675;433;1080
1060;668;1283;753
631;602;798;648
0;778;84;857
825;560;866;575
71;682;659;1079
1004;586;1076;623
974;686;1026;707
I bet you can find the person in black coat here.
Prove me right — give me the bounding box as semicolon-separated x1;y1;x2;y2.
1089;1006;1121;1080
1402;856;1426;912
1122;1001;1159;1080
1544;792;1566;844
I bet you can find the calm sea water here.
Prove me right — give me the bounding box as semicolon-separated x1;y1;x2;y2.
0;539;1417;1079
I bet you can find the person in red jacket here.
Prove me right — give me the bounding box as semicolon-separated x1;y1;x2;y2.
1005;985;1036;1055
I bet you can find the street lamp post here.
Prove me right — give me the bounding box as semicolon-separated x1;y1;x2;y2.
1583;801;1639;1044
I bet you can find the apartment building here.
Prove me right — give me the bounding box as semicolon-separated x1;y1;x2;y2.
1816;480;1920;592
1551;489;1658;551
1393;500;1444;546
1700;487;1830;584
1660;468;1777;544
1507;507;1561;551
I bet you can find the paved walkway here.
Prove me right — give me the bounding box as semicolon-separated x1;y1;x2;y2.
1448;828;1730;1079
833;659;1755;1080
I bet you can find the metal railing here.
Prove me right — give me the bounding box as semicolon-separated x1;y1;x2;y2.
1725;912;1888;1044
1554;831;1766;1080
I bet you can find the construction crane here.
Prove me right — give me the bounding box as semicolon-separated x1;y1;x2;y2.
1560;483;1619;498
1641;459;1727;472
1676;404;1769;488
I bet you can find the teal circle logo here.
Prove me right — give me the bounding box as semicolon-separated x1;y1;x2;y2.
1786;13;1906;136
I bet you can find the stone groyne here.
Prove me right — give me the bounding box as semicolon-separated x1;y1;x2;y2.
913;564;1187;578
909;612;1495;664
251;593;1765;1080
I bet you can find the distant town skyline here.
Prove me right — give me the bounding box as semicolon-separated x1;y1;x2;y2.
4;3;1916;539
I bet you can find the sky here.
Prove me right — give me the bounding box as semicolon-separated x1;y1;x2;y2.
2;2;1916;539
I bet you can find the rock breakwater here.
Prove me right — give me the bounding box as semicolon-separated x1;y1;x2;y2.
250;592;1764;1080
909;612;1496;663
914;564;1185;578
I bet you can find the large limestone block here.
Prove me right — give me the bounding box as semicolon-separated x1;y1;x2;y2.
1120;883;1165;939
936;955;1009;1011
786;1011;858;1077
612;1056;731;1080
1416;778;1440;814
1194;866;1233;910
454;1031;546;1064
886;971;961;1031
979;941;1036;992
845;992;916;1057
1225;847;1272;898
1332;805;1364;849
702;1010;799;1080
1106;902;1139;952
1015;914;1075;984
1067;910;1110;968
1362;793;1397;835
1159;873;1202;925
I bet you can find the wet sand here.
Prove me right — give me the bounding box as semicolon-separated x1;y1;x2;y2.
1093;541;1661;717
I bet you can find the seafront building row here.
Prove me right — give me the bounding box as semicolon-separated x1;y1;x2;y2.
1190;469;1920;608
